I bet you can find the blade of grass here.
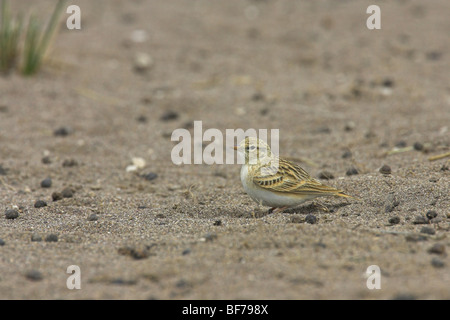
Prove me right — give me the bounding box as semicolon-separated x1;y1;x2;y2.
0;0;23;73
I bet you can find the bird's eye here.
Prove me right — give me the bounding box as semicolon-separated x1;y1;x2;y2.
246;145;256;151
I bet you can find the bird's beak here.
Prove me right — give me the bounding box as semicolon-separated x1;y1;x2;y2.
233;146;238;150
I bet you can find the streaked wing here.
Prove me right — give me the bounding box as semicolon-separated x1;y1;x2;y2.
253;158;344;195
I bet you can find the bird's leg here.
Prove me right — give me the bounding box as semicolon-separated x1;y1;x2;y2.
268;206;288;214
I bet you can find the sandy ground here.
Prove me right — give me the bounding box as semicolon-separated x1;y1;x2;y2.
0;0;449;300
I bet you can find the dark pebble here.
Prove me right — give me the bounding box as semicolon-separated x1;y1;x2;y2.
388;216;400;225
5;209;19;219
395;140;407;148
426;210;438;220
431;257;445;268
413;216;429;225
136;115;148;123
382;78;394;88
110;278;137;286
420;226;435;235
426;51;442;61
346;166;359;176
440;164;449;171
342;150;352;159
34;200;47;208
54;126;72;137
52;192;63;201
0;164;7;175
160;111;179;122
31;234;42;242
87;213;98;221
0;239;5;246
0;105;8;113
117;246;151;260
45;234;58;242
427;243;446;255
182;248;191;255
413;142;424;151
61;188;75;198
305;214;317;224
251;92;265;101
40;177;52;188
141;172;158;181
318;171;334;180
213;220;222;226
379;164;392;175
392;293;417;300
41;156;52;164
62;159;78;167
25;270;43;281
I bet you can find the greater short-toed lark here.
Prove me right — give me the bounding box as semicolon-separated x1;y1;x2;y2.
234;137;354;214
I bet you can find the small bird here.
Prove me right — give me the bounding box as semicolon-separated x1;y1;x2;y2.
234;137;354;214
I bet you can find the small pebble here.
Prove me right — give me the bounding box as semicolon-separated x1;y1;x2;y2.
413;216;429;225
40;177;52;188
0;164;8;175
251;92;265;101
405;234;427;242
53;126;72;137
344;121;356;132
431;257;445;268
341;150;352;159
182;248;191;255
61;188;75;198
41;156;52;164
34;200;47;208
0;238;5;246
318;171;334;180
118;245;151;260
62;159;78;167
395;140;407;148
427;243;446;255
52;192;63;202
426;210;438;220
382;78;394;88
5;209;19;219
413;142;424;151
45;234;58;242
346;166;359;176
25;270;43;281
136;115;147;123
133;52;153;73
388;216;400;225
160;111;179;122
87;213;98;221
141;172;158;181
426;51;442;61
420;226;435;235
213;220;222;226
305;214;317;224
31;234;42;242
379;164;392;175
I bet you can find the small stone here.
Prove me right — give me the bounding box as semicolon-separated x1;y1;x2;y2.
0;164;8;175
34;200;47;208
213;220;222;226
413;142;424;151
118;245;151;260
395;140;407;148
182;248;191;255
53;126;72;137
420;226;435;235
431;257;445;268
31;234;42;242
141;172;157;181
405;234;427;242
388;216;401;225
52;192;63;202
5;209;19;219
346;166;359;176
45;234;58;242
440;164;449;171
41;156;52;164
0;239;5;246
160;111;179;122
136;115;147;123
344;121;356;131
427;243;446;255
62;159;78;167
87;213;98;221
305;214;317;224
413;216;429;225
133;52;153;73
40;178;52;188
426;51;442;61
382;78;394;88
379;164;392;175
25;270;43;281
426;210;438;220
318;171;334;180
61;188;74;198
342;150;352;159
251;92;265;101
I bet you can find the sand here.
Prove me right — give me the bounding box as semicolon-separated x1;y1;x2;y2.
0;0;449;299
